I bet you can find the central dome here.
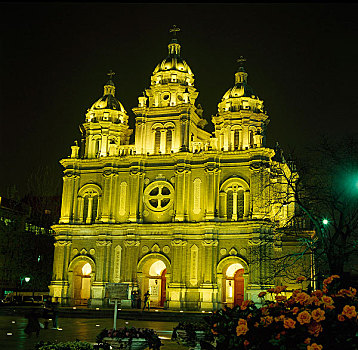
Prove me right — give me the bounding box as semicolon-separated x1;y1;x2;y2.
153;38;193;76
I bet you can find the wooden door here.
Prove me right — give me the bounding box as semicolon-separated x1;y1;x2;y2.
234;269;244;306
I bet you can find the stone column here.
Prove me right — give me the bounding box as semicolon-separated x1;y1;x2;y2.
59;172;77;223
100;130;108;156
101;170;114;222
174;167;187;222
200;239;218;310
128;167;143;222
123;239;140;282
230;129;235;151
180;115;189;151
219;192;227;219
86;197;93;224
244;190;250;218
205;164;218;220
232;190;238;221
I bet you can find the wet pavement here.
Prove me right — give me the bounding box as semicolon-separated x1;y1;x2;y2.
0;314;188;350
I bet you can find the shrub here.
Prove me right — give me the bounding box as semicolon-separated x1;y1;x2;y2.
205;275;358;349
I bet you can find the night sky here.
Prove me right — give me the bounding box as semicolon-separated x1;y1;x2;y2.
1;3;358;197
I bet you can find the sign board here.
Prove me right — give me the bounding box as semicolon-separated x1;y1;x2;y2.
105;283;129;300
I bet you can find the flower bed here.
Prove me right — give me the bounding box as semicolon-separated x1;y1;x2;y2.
96;327;162;350
205;275;358;349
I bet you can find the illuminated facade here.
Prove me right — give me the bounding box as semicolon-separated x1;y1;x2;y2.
50;29;309;310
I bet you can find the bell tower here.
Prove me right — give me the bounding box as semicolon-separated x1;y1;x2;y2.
133;26;210;155
81;71;133;158
212;57;269;151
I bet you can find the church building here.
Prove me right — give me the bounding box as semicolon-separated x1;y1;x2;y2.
49;27;310;310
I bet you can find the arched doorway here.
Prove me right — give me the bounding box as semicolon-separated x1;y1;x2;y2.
73;262;92;306
147;260;166;307
224;263;244;307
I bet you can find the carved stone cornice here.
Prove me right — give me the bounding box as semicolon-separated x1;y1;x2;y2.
202;239;218;247
55;240;72;247
96;240;112;247
171;239;187;247
124;239;140;247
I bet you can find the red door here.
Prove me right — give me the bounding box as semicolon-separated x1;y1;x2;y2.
234;269;244;306
160;269;167;307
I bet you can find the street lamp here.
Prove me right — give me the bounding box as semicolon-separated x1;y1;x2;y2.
322;218;329;226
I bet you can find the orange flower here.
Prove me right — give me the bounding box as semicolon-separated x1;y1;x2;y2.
337;314;345;322
261;307;269;315
321;296;334;309
323;277;333;285
274;315;285;322
236;324;249;336
283;317;296;329
312;290;323;299
211;328;218;335
338;287;357;298
238;318;247;326
307;343;323;350
260;316;273;327
308;296;321;306
296;292;310;305
275;295;287;302
254;322;259;328
342;305;357;319
292;306;300;314
243;340;250;347
311;308;325;322
240;300;252;310
304;337;311;344
297;311;311;325
308;322;323;337
258;291;267;298
296;276;307;283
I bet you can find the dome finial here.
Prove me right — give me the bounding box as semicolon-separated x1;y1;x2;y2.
237;56;247;71
107;69;115;85
104;70;116;95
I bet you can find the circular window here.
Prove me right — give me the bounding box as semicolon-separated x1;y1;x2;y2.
144;181;174;211
162;94;170;101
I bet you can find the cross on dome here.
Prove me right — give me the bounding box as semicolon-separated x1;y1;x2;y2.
237;56;246;67
107;69;115;80
169;25;180;37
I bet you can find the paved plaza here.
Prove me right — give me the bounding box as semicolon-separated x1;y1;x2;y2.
0;314;188;350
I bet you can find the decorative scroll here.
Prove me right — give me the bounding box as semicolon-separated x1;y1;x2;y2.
113;245;122;283
193;178;202;214
190;244;198;285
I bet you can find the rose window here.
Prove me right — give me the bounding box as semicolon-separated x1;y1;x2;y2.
144;181;174;211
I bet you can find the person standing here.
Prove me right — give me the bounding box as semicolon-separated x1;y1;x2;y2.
51;297;59;329
24;309;41;337
142;290;150;311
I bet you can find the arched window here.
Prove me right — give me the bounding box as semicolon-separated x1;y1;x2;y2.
249;130;254;148
78;185;102;224
226;186;244;220
154;129;161;153
166;129;172;153
83;192;99;223
220;178;249;221
94;138;101;157
234;129;240;150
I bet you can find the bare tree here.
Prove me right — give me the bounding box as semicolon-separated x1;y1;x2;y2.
253;136;358;287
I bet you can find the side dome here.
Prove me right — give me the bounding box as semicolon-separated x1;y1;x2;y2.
90;79;126;113
222;67;257;101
